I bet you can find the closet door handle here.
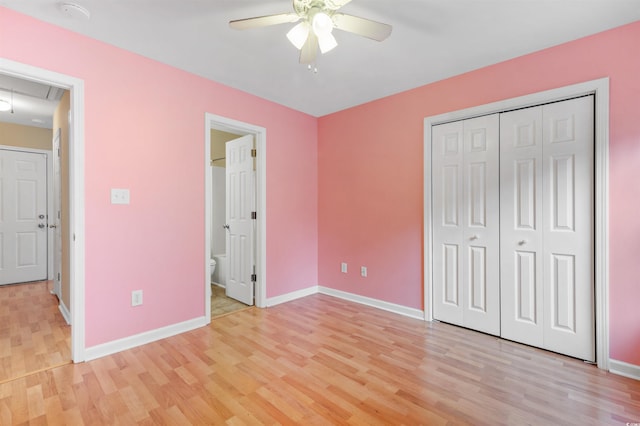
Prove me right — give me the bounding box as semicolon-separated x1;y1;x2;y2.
470;235;478;241
223;224;230;230
518;240;527;246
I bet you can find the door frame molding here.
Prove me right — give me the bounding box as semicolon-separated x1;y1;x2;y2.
0;58;86;362
204;113;267;319
423;78;609;370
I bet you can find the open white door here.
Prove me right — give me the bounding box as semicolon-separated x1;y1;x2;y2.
0;149;48;285
225;135;255;305
51;129;62;298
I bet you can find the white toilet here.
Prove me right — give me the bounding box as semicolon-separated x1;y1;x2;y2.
212;254;227;286
209;258;217;283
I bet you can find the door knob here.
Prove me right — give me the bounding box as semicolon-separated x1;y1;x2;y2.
38;223;45;229
470;235;479;241
49;224;57;229
518;240;527;245
223;224;230;230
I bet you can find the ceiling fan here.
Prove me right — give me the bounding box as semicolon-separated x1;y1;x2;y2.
229;0;392;65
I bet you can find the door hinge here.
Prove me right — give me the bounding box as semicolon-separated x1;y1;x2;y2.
251;211;257;220
251;148;257;158
251;273;257;282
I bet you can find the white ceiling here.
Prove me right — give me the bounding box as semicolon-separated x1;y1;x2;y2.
2;0;640;120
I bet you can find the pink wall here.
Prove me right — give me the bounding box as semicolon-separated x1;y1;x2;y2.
318;21;640;366
0;7;318;347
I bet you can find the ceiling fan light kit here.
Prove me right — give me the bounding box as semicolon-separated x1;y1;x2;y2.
230;0;392;65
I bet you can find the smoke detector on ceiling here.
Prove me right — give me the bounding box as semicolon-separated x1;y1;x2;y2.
58;2;91;20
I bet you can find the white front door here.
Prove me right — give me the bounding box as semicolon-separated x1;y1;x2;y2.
432;114;500;335
225;135;255;305
500;96;594;361
0;149;48;285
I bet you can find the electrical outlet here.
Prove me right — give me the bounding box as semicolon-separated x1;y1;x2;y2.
111;188;130;205
131;290;143;306
361;266;367;277
341;262;348;273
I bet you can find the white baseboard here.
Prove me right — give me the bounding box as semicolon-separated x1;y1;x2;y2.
58;301;71;325
609;359;640;381
84;316;208;361
318;286;425;320
266;285;318;307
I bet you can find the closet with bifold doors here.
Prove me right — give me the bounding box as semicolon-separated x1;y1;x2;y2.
432;95;595;362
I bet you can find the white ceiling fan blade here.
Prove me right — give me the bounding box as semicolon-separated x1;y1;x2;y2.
332;13;392;41
287;22;310;50
299;32;318;64
229;13;300;30
318;32;338;54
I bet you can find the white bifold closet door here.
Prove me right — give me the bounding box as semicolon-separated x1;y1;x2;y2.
432;114;500;336
500;96;594;362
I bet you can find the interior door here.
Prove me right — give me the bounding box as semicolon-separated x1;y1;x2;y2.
541;96;594;361
225;135;255;305
500;106;544;347
432;114;500;335
0;149;48;285
500;96;594;361
52;129;62;298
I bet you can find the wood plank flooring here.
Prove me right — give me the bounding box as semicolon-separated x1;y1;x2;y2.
0;281;71;384
1;293;639;425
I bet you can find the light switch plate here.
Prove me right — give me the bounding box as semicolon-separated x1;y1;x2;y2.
111;188;130;205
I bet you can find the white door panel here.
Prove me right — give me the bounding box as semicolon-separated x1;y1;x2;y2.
0;149;48;285
433;115;500;335
433;121;464;326
462;115;500;335
225;135;255;306
500;106;544;347
542;96;594;361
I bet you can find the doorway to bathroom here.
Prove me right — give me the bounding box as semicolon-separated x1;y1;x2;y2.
204;113;267;321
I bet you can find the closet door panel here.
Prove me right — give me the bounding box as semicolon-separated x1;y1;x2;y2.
462;115;500;335
500;106;544;347
542;96;595;362
432;121;464;326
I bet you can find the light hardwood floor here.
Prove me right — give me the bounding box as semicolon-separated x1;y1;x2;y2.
1;293;639;424
0;280;71;384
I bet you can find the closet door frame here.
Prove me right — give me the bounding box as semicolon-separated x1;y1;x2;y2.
423;78;610;370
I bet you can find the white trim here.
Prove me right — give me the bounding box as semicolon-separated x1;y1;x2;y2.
84;316;207;361
205;114;267;315
58;301;71;325
424;78;610;370
319;286;425;320
266;285;318;307
0;58;86;362
609;359;640;381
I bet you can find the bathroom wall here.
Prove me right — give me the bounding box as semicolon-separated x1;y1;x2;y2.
211;165;225;256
